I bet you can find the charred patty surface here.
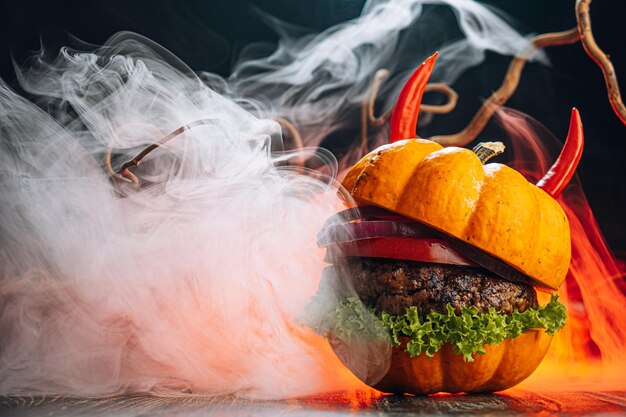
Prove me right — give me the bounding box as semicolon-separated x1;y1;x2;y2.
333;258;538;316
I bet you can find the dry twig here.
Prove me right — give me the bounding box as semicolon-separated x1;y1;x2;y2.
274;116;306;169
428;0;626;145
106;119;216;184
104;123;164;182
274;116;304;152
576;0;626;125
422;83;459;115
361;69;458;152
427;28;580;146
362;0;625;147
107;117;305;184
108;0;625;182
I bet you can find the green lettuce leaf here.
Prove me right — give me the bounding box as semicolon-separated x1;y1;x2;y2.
320;295;566;362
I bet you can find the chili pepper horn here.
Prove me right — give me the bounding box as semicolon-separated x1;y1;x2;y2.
390;52;438;142
536;108;584;198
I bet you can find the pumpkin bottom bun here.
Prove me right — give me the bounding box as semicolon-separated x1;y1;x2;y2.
319;256;566;395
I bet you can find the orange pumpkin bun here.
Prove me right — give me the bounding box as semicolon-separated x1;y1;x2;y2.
375;330;552;395
342;139;571;290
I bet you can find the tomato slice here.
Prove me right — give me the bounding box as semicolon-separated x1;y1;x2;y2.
324;237;476;266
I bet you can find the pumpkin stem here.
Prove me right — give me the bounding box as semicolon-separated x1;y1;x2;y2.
472;142;505;164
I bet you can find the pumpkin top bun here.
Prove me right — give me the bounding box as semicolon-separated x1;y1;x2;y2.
341;139;571;290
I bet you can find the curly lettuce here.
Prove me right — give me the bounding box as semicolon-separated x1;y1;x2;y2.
319;295;566;362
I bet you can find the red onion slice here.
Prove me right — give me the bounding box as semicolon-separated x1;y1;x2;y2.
317;220;436;247
444;237;542;288
322;205;400;229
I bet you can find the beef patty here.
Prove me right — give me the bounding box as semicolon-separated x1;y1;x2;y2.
330;258;538;316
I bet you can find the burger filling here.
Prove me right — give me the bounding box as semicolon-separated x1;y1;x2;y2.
310;258;567;362
347;258;538;316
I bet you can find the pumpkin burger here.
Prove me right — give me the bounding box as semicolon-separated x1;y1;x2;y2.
309;54;582;394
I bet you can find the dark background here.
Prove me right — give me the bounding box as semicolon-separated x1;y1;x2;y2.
1;0;625;257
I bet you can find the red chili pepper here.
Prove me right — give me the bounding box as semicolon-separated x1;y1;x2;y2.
536;108;584;198
389;52;438;142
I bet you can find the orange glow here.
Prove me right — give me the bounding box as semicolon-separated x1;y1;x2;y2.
500;108;626;391
318;389;384;406
517;183;626;390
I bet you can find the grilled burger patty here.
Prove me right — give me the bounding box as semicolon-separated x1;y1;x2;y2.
331;258;538;316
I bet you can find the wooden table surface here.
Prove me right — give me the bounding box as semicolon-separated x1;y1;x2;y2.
2;390;626;416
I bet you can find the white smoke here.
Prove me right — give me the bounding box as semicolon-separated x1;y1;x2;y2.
1;0;540;399
0;37;356;398
224;0;541;153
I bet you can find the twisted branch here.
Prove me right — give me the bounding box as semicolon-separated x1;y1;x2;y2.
361;70;459;152
576;0;626;125
422;83;459;115
362;0;625;147
106;117;305;184
428;0;626;146
427;28;580;146
274;116;304;152
104;123;164;182
106;0;624;182
105;119;216;184
274;116;305;168
365;69;391;129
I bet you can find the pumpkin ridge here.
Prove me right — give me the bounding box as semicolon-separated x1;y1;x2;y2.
436;344;446;393
525;182;544;276
480;339;511;390
396;147;484;237
458;159;491;243
474;340;507;392
461;163;545;283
